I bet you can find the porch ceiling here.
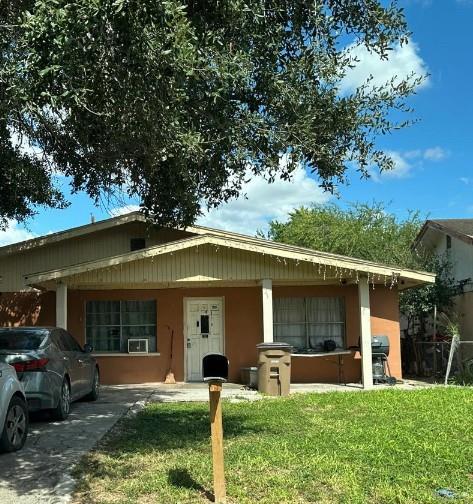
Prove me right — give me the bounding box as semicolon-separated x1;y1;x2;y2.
24;234;435;291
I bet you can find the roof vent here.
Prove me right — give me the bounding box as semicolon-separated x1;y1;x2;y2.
130;238;146;251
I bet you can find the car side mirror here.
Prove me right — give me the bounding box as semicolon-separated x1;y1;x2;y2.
83;343;93;353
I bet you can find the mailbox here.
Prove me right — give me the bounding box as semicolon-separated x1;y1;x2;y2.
203;353;229;383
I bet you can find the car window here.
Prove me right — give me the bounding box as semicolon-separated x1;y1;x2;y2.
60;330;83;352
0;329;49;350
51;330;69;351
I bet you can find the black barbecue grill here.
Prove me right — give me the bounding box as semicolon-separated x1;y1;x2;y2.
371;335;396;385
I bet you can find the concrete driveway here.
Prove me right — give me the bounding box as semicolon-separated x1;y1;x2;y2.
0;385;154;504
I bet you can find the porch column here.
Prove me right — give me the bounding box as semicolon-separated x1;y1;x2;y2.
358;278;373;389
261;279;273;343
56;282;67;330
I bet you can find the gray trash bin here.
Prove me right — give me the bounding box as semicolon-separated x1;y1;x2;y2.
240;366;258;388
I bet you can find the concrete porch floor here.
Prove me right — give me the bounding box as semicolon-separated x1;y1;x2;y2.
114;378;437;403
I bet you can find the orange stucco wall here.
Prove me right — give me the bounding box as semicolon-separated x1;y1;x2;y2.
0;285;401;384
369;286;402;379
66;287;263;384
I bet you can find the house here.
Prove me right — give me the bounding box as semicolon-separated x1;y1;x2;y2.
414;219;473;348
0;212;434;388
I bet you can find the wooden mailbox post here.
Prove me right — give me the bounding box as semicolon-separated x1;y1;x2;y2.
203;353;229;504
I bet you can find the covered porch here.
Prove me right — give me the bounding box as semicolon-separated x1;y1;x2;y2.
24;234;434;389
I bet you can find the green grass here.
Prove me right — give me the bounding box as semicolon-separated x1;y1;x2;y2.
74;388;473;504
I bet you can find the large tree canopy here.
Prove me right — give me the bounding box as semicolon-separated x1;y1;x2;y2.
266;202;422;269
0;0;422;228
266;202;457;322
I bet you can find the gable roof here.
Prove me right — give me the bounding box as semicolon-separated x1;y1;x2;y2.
0;212;147;256
0;211;434;289
24;231;435;290
0;211;255;257
414;219;473;249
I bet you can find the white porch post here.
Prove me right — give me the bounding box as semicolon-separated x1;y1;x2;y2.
56;283;68;330
261;279;273;343
358;278;373;389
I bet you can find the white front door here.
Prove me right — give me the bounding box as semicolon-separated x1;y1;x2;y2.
185;298;224;381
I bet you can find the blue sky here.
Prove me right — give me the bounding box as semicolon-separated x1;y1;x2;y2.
1;0;472;244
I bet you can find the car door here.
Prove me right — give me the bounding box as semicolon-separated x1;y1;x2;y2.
64;331;94;397
54;329;84;400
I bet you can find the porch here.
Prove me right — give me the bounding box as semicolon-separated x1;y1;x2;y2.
23;281;393;389
22;234;434;389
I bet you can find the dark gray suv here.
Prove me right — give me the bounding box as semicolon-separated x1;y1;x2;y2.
0;327;99;420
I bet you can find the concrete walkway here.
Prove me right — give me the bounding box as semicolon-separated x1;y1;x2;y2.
0;385;154;504
150;382;260;402
148;379;435;402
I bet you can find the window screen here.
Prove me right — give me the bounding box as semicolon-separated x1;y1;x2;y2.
86;300;157;352
273;297;345;352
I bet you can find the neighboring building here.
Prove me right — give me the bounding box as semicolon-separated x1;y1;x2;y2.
0;212;434;387
414;219;473;346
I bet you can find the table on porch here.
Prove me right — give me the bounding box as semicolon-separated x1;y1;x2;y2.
292;350;354;385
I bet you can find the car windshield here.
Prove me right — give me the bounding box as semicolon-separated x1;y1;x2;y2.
0;329;49;351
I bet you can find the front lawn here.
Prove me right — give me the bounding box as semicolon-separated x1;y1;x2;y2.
74;388;473;503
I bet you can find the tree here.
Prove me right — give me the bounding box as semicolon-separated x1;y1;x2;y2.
399;254;456;334
266;202;457;329
265;202;423;269
0;0;422;228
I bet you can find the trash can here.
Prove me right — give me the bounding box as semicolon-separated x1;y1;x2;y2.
256;342;292;396
240;366;258;388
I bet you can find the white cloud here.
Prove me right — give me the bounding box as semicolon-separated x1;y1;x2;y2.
460;177;470;185
197;166;331;235
10;130;67;177
108;204;141;217
374;151;412;180
340;39;429;93
424;146;448;161
10;131;42;159
371;145;449;181
0;220;36;247
404;149;422;160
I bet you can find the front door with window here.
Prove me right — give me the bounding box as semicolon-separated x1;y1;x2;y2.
185;298;224;381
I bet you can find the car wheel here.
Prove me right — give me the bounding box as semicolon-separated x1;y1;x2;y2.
0;396;28;453
85;368;100;401
52;378;71;421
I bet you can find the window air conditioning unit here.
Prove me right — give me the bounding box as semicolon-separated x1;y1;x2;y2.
128;338;149;354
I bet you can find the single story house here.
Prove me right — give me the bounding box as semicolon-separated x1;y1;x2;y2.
0;212;434;388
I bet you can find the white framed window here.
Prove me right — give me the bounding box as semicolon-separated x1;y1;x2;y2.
85;300;157;353
273;297;345;352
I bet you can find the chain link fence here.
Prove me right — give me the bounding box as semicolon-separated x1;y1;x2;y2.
402;339;473;379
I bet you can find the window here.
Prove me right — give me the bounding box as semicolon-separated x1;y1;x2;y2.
130;238;146;251
446;235;452;250
0;328;48;351
85;300;157;353
273;297;345;352
55;329;83;352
